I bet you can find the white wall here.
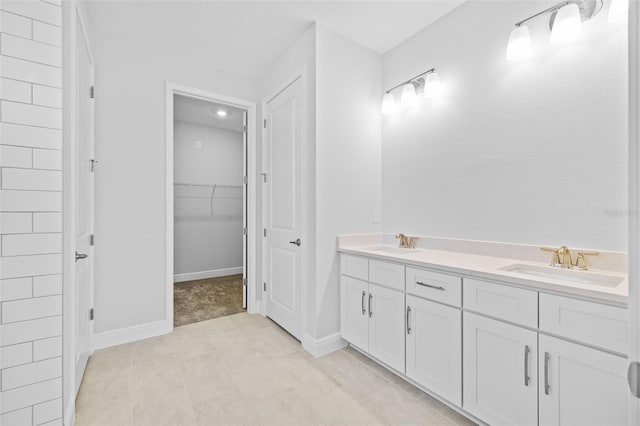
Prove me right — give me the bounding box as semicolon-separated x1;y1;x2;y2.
87;29;258;334
173;121;243;278
0;1;64;425
381;1;628;252
314;24;382;338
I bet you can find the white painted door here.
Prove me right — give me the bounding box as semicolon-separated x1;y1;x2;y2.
242;110;248;309
406;295;461;406
264;78;303;340
539;334;628;426
340;276;369;350
368;283;405;372
75;17;95;392
463;312;537;426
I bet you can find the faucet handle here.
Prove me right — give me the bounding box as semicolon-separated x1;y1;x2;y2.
407;237;419;249
573;250;600;270
540;247;561;266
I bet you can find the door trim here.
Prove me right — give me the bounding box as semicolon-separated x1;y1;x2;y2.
261;70;307;342
629;1;640;423
165;82;258;331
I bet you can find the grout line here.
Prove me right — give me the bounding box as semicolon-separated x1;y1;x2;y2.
0;52;61;70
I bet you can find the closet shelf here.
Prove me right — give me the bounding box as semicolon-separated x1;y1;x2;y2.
174;182;243;218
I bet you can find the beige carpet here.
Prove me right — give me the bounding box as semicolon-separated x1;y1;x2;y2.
174;274;245;327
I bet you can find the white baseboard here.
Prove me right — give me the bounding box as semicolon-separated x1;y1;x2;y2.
174;267;243;283
249;299;261;315
92;320;171;351
302;332;347;358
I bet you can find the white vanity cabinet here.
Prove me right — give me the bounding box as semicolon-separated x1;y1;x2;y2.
339;252;629;426
406;294;462;406
340;255;405;373
463;312;538;426
368;283;405;372
538;334;629;426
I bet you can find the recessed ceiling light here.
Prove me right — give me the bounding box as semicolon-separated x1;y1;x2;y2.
216;110;228;117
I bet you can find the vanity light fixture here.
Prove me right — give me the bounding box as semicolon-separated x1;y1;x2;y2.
381;68;440;115
608;0;628;23
216;109;228;117
401;83;417;107
506;0;604;60
506;25;532;62
381;93;397;116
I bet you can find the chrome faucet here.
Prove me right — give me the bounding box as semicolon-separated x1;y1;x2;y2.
540;246;599;270
395;233;418;249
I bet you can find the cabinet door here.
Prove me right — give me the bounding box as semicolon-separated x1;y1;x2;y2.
463;312;537;426
368;283;405;373
340;276;369;351
406;295;461;406
539;334;628;426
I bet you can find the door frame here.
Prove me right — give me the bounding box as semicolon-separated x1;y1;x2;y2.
629;1;639;423
260;69;308;341
165;82;258;330
62;2;95;424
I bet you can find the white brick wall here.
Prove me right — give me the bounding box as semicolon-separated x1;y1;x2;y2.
0;1;63;424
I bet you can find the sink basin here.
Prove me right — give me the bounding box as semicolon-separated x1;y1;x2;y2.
366;246;419;256
499;264;624;287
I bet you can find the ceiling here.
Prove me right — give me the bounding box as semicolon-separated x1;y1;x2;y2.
83;1;465;84
174;94;245;132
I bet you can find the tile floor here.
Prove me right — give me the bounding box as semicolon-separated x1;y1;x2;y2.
75;313;477;426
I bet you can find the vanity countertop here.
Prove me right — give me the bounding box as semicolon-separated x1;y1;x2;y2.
338;243;628;306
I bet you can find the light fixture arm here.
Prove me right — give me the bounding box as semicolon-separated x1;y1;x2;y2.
385;68;436;94
512;0;603;29
515;1;571;27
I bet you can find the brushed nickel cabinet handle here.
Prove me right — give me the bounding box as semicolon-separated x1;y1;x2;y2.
524;345;530;386
368;293;373;318
416;281;445;291
544;352;551;395
361;291;366;315
406;306;412;335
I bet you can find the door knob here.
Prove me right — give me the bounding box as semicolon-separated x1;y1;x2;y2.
75;252;88;262
289;239;301;246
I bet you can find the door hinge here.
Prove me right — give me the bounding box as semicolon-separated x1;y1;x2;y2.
90;234;95;246
90;85;95;99
261;173;267;183
89;308;94;320
243;124;248;133
263;119;267;128
629;361;640;398
90;159;98;172
263;282;267;291
243;278;247;287
263;228;267;237
243;176;248;185
243;227;248;236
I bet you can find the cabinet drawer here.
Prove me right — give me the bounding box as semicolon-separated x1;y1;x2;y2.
463;278;538;328
369;260;405;291
341;254;369;281
406;267;461;307
539;293;628;354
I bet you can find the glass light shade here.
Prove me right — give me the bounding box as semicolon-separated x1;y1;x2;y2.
381;93;397;116
424;72;442;98
401;83;417;107
550;3;582;46
506;25;532;61
608;0;628;23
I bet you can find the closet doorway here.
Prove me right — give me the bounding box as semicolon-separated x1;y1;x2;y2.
165;84;257;329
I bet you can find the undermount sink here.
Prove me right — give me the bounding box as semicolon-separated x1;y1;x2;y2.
366;246;419;255
499;264;624;287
